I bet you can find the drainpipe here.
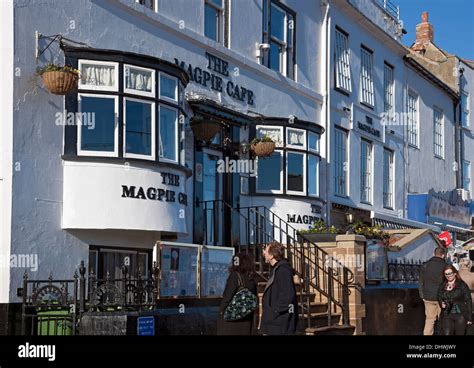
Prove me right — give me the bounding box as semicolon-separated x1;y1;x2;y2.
457;66;465;189
322;0;331;225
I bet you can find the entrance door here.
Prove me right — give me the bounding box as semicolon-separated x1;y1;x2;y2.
202;148;223;245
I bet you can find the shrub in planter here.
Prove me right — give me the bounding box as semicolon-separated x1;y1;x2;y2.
36;64;80;95
297;219;339;243
250;135;275;157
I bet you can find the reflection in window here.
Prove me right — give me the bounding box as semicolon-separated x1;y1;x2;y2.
160;73;177;101
125;99;153;158
308;155;319;197
159;106;178;162
287;128;305;148
257;151;282;192
287;152;304;193
308;132;319;153
205;0;223;42
80;95;116;153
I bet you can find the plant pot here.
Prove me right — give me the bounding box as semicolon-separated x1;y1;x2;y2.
41;70;78;95
190;119;221;141
251;141;275;157
298;233;338;244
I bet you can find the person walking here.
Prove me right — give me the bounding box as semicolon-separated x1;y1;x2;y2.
459;258;474;335
437;265;473;335
259;242;298;335
418;246;447;335
217;252;258;335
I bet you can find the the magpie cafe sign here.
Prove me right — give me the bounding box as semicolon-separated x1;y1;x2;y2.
175;52;255;105
357;121;381;138
121;172;188;206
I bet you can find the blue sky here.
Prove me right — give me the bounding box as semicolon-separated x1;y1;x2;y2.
396;0;474;59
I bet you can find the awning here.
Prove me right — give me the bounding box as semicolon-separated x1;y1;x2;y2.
187;95;256;126
371;211;441;232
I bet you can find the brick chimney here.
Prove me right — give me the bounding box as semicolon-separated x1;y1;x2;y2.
412;12;434;52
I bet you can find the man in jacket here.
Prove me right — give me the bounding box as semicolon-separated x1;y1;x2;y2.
260;242;298;335
419;246;447;335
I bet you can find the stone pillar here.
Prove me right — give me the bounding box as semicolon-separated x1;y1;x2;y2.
320;235;366;335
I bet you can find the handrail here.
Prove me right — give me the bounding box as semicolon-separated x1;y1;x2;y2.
197;199;354;328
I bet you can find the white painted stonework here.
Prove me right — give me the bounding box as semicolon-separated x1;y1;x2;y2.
62;161;188;234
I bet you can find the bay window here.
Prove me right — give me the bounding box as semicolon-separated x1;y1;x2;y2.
70;54;185;167
255;125;321;197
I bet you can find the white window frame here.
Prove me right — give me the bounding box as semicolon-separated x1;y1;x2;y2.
78;60;119;92
256;150;283;194
383;149;394;209
384;62;394;114
124;64;155;98
158;104;179;164
286;151;306;196
308;132;320;153
269;2;288;76
360;139;372;204
123;97;156;161
308;154;319;198
335;28;351;93
463;160;471;192
204;0;225;44
407;90;419;148
462;90;470;128
334;127;348;197
256;125;284;147
159;72;178;104
360;46;375;107
286;127;306;150
136;0;158;12
433;107;444;159
77;93;119;157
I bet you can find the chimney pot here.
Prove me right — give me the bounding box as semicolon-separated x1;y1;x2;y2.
422;12;429;23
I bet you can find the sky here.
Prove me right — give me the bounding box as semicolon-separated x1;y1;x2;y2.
396;0;474;60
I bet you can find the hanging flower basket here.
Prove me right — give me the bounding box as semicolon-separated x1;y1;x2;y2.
190;119;221;141
37;64;80;95
250;136;275;157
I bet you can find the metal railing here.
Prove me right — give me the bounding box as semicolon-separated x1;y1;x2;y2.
198;200;355;329
377;0;400;20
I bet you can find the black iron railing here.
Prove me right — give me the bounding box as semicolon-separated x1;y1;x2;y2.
198;200;355;329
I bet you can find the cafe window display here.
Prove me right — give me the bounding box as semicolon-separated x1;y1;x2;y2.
254;124;321;197
64;48;188;167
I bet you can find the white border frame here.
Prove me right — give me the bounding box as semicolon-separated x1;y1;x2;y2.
286;127;306;150
159;72;178;103
77;93;119;157
123;97;156;161
256;125;283;147
286;151;306;196
159;104;179;164
256;150;283;194
78;59;119;92
124;64;156;98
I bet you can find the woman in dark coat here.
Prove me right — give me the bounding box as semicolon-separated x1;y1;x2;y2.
437;265;473;335
260;242;298;335
216;252;258;335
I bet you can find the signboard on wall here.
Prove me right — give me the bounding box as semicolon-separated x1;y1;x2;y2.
160;244;199;297
366;239;388;281
200;246;234;297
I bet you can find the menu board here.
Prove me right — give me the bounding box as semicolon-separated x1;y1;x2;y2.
200;246;234;297
366;239;388;281
160;244;199;297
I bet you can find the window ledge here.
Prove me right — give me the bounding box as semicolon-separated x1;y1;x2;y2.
61;155;193;178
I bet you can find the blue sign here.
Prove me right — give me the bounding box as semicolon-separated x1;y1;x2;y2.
137;316;155;336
